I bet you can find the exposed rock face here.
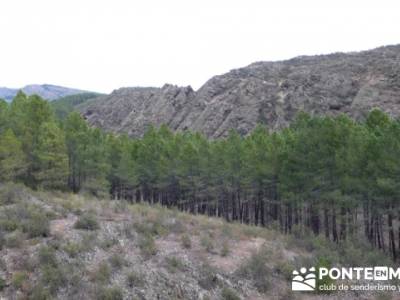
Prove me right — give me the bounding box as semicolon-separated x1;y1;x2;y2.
83;85;196;137
82;45;400;138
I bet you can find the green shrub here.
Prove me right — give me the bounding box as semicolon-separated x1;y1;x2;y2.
113;200;128;213
12;271;28;289
0;183;25;205
93;262;111;283
41;265;66;295
100;236;119;249
63;242;84;258
126;271;145;288
29;284;51;300
74;213;99;230
221;224;233;239
133;219;167;237
0;277;5;291
22;212;50;238
97;286;124;300
0;203;50;238
221;240;230;257
109;254;126;270
0;219;19;232
315;257;334;294
38;246;58;267
165;256;185;273
221;287;241;300
81;232;98;250
201;235;214;253
138;235;157;258
5;230;24;248
198;263;218;290
237;248;270;293
275;261;295;280
168;219;186;234
181;234;191;249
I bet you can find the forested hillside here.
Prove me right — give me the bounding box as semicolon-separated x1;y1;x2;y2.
1;92;400;263
50;93;102;120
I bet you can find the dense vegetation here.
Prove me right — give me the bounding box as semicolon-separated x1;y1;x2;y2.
50;92;100;120
1;92;400;261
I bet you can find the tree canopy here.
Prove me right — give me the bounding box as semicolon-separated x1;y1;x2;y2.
1;92;400;260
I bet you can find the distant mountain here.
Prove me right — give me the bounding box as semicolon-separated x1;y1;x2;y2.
0;87;18;101
81;44;400;138
0;84;92;101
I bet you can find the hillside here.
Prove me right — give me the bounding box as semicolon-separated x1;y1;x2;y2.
51;93;103;120
0;184;393;300
0;84;91;102
81;45;400;138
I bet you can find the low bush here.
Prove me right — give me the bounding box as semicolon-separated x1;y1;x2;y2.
167;218;186;234
109;254;127;270
133;219;167;237
315;257;335;294
12;271;28;289
220;240;230;257
29;284;51;300
112;200;128;213
201;235;214;253
100;236;119;250
0;277;5;291
165;256;185;273
274;261;295;280
237;247;270;293
74;213;99;230
41;265;66;295
0;219;18;232
0;183;26;205
92;262;111;283
5;230;24;248
181;234;191;249
126;271;145;288
38;245;58;267
138;235;157;258
97;286;124;300
63;241;90;258
221;287;241;300
0;204;50;238
198;263;218;290
22;212;50;238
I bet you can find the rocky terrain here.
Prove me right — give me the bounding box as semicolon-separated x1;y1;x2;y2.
81;45;400;138
0;84;90;101
0;183;394;300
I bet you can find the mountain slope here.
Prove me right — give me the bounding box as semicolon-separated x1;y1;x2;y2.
0;84;92;101
51;92;103;120
0;183;392;299
82;45;400;138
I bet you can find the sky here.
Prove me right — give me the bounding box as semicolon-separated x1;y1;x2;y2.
0;0;399;93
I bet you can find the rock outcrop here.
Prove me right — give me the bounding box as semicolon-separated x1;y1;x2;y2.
82;45;400;137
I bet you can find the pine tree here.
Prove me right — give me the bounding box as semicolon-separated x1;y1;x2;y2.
33;122;68;189
64;112;90;192
0;129;26;181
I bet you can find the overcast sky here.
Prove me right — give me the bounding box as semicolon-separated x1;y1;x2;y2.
0;0;399;93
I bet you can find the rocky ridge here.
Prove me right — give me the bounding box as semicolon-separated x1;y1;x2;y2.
82;45;400;138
